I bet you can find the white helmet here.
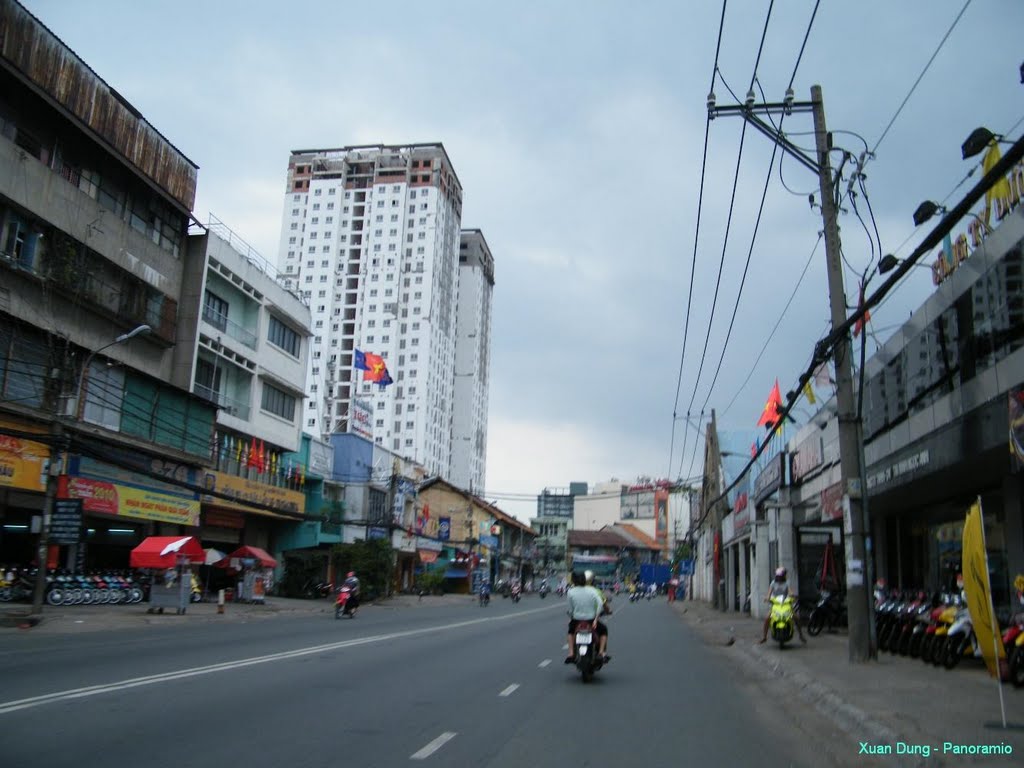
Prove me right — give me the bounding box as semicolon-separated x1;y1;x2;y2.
584;570;595;585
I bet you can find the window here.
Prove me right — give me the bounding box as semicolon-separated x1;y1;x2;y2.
313;203;321;210
293;194;301;202
261;383;296;420
203;291;228;331
290;223;298;230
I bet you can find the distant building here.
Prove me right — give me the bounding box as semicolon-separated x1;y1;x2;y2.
275;143;491;488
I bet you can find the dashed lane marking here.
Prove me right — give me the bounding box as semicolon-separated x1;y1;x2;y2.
538;659;551;668
410;731;457;760
499;683;520;697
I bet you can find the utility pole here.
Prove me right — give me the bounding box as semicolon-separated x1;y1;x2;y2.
811;85;871;662
31;421;66;619
707;84;872;661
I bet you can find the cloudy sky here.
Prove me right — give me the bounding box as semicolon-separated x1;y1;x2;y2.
22;0;1024;520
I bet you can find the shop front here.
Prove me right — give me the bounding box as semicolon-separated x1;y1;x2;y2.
0;415;49;564
866;395;1022;610
200;470;306;559
722;472;753;614
59;454;201;571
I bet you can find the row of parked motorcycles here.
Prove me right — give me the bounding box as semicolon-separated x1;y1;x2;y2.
0;567;194;607
874;586;1024;687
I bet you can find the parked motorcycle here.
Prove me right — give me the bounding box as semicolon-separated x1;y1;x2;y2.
539;584;549;599
807;589;846;637
942;602;981;669
768;595;796;648
511;583;521;603
335;585;356;619
570;619;603;683
479;587;490;607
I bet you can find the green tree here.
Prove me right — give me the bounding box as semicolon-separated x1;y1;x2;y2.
331;538;393;600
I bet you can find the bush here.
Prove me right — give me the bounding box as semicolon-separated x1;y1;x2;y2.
414;570;446;595
280;552;329;598
331;539;393;601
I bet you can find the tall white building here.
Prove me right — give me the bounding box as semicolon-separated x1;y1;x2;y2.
450;230;494;492
276;143;487;483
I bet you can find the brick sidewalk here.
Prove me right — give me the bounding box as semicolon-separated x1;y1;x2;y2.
674;598;1024;767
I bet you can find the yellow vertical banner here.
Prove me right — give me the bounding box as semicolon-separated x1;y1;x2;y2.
961;500;1005;678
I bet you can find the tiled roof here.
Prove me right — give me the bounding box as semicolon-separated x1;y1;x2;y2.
614;523;665;550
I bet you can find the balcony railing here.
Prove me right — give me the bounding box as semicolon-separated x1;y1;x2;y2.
201;305;257;349
194;383;251;420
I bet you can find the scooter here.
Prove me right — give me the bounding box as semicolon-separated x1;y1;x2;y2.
769;595;796;648
479;588;490;607
539;584;549;599
511;583;521;603
807;589;846;636
570;619;604;683
335;585;356;619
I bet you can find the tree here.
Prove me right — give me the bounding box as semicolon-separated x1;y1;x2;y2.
331;538;393;600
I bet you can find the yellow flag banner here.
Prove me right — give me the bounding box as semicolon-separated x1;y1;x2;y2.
961;500;1005;678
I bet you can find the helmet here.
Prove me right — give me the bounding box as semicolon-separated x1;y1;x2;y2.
584;570;595;585
347;571;356;578
774;567;787;580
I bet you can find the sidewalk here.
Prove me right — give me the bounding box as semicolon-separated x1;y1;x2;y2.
0;592;475;634
674;598;1024;767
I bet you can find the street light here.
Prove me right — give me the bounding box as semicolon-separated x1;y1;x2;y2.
961;127;1010;160
75;324;151;416
912;200;991;234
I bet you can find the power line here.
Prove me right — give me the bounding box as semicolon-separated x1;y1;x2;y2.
870;0;974;156
668;0;730;479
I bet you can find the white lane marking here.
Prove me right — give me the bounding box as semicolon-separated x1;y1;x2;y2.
410;731;457;760
538;659;551;668
499;683;520;697
0;605;562;716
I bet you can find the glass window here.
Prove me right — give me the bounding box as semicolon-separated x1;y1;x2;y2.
261;382;296;421
203;291;228;331
268;316;301;357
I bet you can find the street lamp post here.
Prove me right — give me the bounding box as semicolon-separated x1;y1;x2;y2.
74;324;151;418
32;324;152;619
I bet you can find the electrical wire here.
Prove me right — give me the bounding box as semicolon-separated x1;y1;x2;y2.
668;0;730;480
719;232;823;419
870;0;974;157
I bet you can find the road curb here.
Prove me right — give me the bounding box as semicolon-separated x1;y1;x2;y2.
675;603;908;758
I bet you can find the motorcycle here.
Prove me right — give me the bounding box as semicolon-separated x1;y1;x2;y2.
570;619;604;683
539;584;549;599
511;584;521;603
479;588;490;607
335;586;356;619
769;595;796;648
807;589;846;637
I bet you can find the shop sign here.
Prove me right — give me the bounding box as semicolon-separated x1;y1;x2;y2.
369;526;389;540
392;529;416;553
75;455;195;498
0;424;48;493
791;435;824;483
439;516;451;541
59;475;200;527
201;470;305;517
349;398;373;440
932;158;1023;286
478;534;498;550
309;440;333;477
865;449;930;491
50;499;83;545
753;453;785;506
417;536;443;552
820;482;844;522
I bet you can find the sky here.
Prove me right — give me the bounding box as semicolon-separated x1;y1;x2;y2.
20;0;1024;521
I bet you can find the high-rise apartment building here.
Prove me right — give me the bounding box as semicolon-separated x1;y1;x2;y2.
277;143;489;483
450;230;494;492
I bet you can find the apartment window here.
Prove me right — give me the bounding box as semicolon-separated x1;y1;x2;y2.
312;217;319;225
290;223;298;230
313;203;321;210
291;208;299;215
345;192;351;199
409;205;415;214
304;276;313;284
392;185;401;192
203;291;229;331
261;383;296;421
293;194;301;202
410;191;416;199
377;200;384;208
268;316;301;357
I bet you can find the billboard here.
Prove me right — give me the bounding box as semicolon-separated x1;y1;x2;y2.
201;471;305;517
0;419;48;492
350;398;373;440
621;490;655;519
59;475;200;527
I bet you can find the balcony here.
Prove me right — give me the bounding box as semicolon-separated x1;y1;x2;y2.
202;305;257;349
194;383;252;420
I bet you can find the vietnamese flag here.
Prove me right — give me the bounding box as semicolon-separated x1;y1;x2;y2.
362;352;386;382
756;379;784;431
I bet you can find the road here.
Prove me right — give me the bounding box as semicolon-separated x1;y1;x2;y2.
0;595;828;767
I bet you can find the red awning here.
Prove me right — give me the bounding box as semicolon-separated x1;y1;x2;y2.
221;545;277;568
130;536;206;569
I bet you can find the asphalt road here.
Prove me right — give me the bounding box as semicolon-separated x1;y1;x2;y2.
0;595;826;767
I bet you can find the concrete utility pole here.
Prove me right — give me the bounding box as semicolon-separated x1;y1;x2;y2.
810;85;870;662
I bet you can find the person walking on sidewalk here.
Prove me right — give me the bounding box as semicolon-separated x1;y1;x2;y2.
759;567;806;644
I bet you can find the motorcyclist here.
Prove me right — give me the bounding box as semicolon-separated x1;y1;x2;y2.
479;580;491;605
760;567;805;644
584;570;611;661
341;570;360;614
565;571;603;664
